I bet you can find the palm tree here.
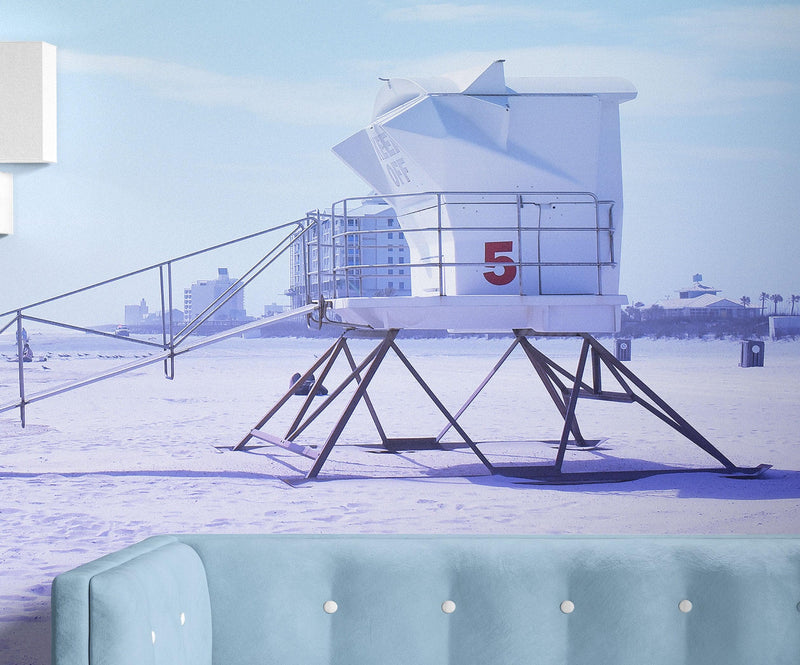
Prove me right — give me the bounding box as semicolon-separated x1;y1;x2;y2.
739;296;751;308
759;292;769;316
769;293;783;315
791;294;799;316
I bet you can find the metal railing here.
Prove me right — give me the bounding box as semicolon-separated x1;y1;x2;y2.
1;218;318;426
290;191;616;303
3;190;619;426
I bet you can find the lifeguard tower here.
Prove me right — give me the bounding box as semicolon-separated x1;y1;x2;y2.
235;61;768;481
330;60;631;333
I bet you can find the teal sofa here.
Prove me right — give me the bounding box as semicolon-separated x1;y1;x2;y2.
52;535;800;665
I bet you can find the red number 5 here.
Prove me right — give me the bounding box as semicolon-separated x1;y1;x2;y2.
483;241;517;286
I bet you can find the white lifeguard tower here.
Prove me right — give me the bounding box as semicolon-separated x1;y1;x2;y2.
329;60;633;332
235;62;767;482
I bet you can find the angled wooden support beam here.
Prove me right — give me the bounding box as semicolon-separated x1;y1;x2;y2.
284;336;347;439
248;430;318;459
306;329;399;478
285;333;392;442
517;334;587;447
583;335;739;471
234;333;344;451
342;339;388;445
390;341;494;472
591;346;602;393
554;337;591;472
435;335;521;443
515;335;596;400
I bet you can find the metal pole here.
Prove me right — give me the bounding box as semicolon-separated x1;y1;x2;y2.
1;219;308;319
317;205;324;301
15;312;26;427
342;201;350;298
20;315;164;348
173;226;300;343
166;262;175;379
159;265;171;379
607;203;616;265
302;217;310;304
437;193;444;296
595;197;602;295
517;195;524;296
1;349;173;414
536;200;543;295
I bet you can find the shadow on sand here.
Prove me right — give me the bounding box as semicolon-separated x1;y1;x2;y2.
0;613;50;665
462;464;800;500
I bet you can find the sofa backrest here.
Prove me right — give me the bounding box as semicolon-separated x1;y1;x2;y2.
54;535;800;665
175;534;800;665
52;536;212;665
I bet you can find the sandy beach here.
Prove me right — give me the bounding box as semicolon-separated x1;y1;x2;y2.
1;331;799;663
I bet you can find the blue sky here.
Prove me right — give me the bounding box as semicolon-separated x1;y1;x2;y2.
2;1;799;324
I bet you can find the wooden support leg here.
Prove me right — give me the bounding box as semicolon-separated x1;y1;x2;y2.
284;336;347;439
390;342;494;472
306;330;399;478
517;335;587;447
234;334;343;451
342;339;388;446
285;334;393;442
554;338;591;472
584;335;738;471
435;336;521;443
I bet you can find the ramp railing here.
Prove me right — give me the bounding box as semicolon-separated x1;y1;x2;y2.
289;191;617;304
1;218;319;426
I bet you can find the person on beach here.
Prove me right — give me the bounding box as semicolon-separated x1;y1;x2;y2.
290;372;328;396
21;342;33;362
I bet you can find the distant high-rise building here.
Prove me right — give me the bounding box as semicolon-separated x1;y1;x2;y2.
288;200;412;308
184;268;247;325
124;298;148;326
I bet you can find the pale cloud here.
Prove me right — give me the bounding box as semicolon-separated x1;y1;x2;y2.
384;3;800;53
384;3;600;28
59;50;372;127
59;2;798;132
657;4;800;51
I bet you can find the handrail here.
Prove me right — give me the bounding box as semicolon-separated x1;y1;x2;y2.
2;190;620;427
0;218;309;318
298;190;616;302
1;217;319;426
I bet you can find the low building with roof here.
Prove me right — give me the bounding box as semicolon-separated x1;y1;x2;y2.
648;275;757;320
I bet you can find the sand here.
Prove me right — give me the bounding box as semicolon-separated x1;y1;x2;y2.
1;331;799;663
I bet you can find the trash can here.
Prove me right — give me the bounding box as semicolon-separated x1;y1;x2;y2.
615;338;632;362
739;340;765;367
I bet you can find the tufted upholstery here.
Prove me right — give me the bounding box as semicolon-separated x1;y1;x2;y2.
52;535;800;665
52;536;211;665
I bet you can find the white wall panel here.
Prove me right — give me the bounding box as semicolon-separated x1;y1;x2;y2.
0;42;57;163
0;172;12;234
